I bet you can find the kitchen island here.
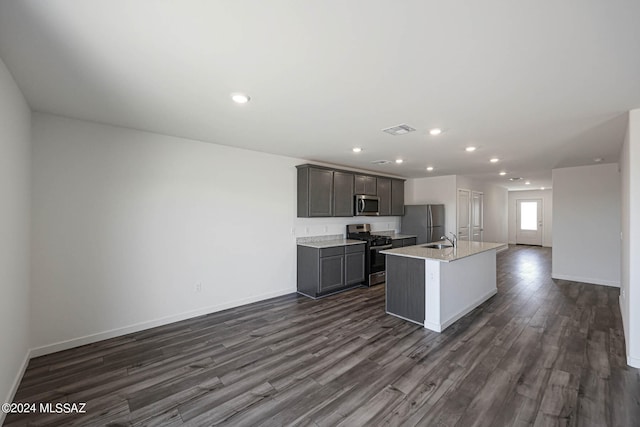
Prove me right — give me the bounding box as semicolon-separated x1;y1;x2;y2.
381;241;506;332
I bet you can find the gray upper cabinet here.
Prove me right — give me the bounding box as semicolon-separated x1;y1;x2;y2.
354;174;376;195
377;178;391;216
297;164;404;217
333;171;354;217
391;179;405;216
297;165;333;217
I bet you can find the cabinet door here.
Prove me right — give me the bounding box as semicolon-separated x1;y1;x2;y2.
333;171;354;217
345;250;365;285
457;189;471;240
377;178;391;216
471;191;484;241
319;255;344;293
403;237;417;247
355;175;376;195
391;179;405;216
392;239;403;249
308;168;333;217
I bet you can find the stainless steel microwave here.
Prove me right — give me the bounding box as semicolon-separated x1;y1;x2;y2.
354;195;380;216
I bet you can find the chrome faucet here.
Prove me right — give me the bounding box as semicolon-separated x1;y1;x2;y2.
441;232;457;247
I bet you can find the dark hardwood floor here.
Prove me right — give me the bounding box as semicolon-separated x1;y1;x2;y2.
5;245;639;426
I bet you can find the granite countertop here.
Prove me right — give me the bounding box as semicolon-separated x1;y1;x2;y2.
297;239;366;249
381;240;506;262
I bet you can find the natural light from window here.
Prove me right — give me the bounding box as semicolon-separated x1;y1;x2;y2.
520;202;538;230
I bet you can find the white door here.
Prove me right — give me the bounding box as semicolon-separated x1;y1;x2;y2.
471;191;484;241
457;189;470;241
516;199;543;246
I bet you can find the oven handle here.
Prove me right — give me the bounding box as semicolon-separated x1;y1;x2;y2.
370;244;393;251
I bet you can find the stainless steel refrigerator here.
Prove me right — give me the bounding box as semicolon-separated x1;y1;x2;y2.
401;204;445;244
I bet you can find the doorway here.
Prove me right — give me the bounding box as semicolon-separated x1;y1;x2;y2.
516;199;543;246
457;189;484;241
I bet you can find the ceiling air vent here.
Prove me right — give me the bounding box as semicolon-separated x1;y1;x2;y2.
371;160;392;165
509;177;523;181
382;124;416;136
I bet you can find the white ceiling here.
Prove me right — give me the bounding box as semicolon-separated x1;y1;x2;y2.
1;1;639;190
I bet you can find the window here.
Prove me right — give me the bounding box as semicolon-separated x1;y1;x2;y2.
520;202;537;230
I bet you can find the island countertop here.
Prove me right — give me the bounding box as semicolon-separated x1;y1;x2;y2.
381;240;506;262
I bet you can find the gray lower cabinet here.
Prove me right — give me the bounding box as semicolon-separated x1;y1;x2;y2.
319;253;344;293
345;244;366;285
391;237;417;248
402;237;417;246
297;243;365;298
377;178;391;216
391;179;405;216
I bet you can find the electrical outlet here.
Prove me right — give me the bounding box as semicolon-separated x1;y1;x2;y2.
621;289;626;298
195;282;202;293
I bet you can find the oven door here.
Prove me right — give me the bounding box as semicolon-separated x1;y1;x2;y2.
369;243;392;285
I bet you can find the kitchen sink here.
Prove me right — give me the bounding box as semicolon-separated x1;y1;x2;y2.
423;243;453;249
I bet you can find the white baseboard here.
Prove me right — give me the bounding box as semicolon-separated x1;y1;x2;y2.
440;288;498;331
1;349;31;425
422;289;497;333
30;287;294;358
551;273;620;288
423;320;442;332
627;354;640;369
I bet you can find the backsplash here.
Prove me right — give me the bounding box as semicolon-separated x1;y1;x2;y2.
296;234;343;244
292;217;401;239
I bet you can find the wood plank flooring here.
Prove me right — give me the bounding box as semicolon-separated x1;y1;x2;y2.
5;245;639;426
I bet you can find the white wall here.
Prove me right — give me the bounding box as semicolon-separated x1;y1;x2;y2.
30;113;403;355
31;114;306;354
552;163;621;287
456;176;508;243
405;175;458;235
508;189;553;247
0;57;31;416
620;108;640;368
406;175;508;244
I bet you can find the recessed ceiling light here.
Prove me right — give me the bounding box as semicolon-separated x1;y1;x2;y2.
490;158;499;163
426;166;434;171
429;128;442;136
499;171;507;176
541;187;545;190
352;147;362;153
525;181;531;185
231;93;250;104
465;146;476;152
395;159;403;164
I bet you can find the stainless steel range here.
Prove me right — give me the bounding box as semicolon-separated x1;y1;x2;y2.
346;224;392;286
